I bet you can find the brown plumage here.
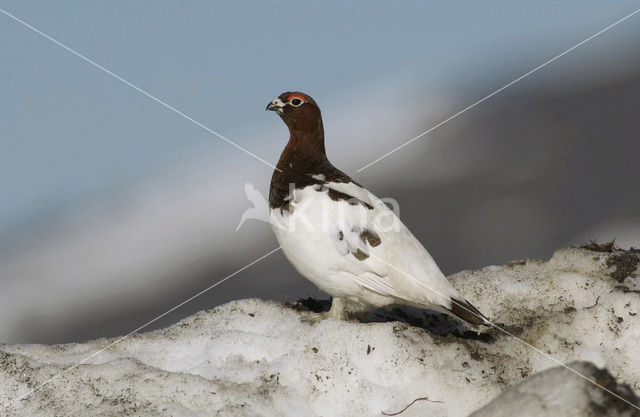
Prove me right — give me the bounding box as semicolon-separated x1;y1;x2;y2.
267;92;355;210
450;298;488;326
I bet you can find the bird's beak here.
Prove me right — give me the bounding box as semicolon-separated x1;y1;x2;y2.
266;98;285;114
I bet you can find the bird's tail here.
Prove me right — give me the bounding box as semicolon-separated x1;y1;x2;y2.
448;297;489;326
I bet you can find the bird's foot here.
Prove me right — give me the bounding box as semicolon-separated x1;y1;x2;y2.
300;311;331;324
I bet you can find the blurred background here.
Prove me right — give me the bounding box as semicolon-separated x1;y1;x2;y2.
1;1;639;344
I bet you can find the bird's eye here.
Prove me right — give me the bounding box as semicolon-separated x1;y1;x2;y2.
290;98;303;106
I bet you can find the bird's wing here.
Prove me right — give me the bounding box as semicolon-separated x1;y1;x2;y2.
313;181;403;297
319;181;461;307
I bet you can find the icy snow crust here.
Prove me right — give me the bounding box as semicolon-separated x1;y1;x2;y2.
1;247;639;416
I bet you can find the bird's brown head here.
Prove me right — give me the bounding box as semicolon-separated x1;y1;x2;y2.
266;92;323;133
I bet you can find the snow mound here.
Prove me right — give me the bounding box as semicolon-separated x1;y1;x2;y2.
1;247;639;416
470;361;639;417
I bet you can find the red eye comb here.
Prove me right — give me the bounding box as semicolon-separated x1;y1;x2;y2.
286;93;307;102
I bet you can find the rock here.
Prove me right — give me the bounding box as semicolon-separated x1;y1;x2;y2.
470;361;640;417
0;247;638;416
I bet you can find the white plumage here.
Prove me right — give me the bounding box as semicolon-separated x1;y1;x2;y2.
271;180;477;322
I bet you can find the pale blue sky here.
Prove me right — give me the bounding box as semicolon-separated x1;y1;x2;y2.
1;0;639;238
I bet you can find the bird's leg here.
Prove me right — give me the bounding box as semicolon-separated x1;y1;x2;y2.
327;297;349;320
301;297;349;324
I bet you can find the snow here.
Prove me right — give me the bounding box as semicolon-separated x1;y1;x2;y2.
1;247;639;416
470;361;639;417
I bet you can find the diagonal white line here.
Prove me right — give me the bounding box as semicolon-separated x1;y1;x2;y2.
0;7;281;172
2;246;282;409
365;250;640;411
357;7;640;173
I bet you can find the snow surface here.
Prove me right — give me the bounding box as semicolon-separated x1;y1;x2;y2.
470;361;639;417
1;247;639;416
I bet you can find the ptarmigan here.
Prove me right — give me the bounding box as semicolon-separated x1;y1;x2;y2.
267;92;488;326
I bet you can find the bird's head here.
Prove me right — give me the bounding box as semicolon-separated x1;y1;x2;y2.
266;92;322;133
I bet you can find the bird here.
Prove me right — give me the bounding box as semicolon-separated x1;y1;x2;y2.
266;91;488;326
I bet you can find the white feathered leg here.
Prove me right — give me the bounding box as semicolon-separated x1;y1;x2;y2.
301;297;349;323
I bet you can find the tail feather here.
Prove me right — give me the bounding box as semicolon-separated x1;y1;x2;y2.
449;297;489;326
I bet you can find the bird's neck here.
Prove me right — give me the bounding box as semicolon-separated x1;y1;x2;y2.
270;120;353;209
277;122;328;175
